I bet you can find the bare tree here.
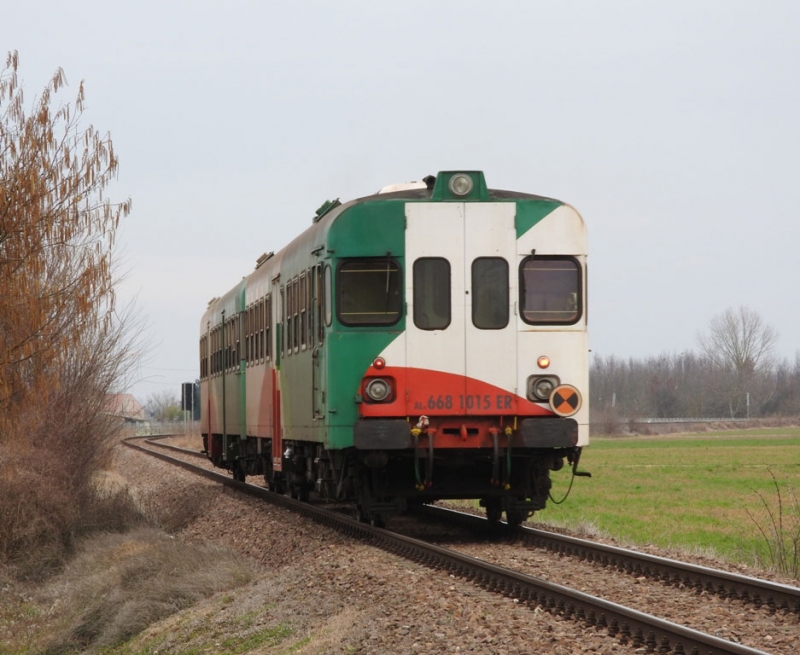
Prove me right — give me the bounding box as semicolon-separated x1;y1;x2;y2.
145;390;182;422
697;307;778;417
698;307;778;375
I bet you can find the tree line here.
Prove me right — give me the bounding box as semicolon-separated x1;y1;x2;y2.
590;307;800;422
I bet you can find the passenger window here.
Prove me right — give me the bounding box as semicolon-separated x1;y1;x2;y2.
292;276;299;351
249;304;254;363
299;273;307;349
308;269;315;347
234;315;241;365
472;258;508;329
315;265;324;344
413;258;450;330
258;299;265;361
324;265;332;327
519;256;581;325
283;284;290;357
337;258;402;326
265;295;272;360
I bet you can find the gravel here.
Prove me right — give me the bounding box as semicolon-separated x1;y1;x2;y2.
117;443;799;654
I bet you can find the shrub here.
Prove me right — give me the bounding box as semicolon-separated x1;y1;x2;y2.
747;471;800;579
0;52;137;577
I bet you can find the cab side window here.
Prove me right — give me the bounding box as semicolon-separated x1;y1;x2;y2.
519;256;582;325
337;258;402;326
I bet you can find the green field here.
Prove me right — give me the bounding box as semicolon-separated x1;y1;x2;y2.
538;427;800;573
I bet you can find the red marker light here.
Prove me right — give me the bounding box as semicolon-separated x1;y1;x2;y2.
373;357;386;370
537;356;550;369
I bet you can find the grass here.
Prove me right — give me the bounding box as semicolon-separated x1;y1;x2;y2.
97;601;297;655
219;624;294;654
0;528;255;655
538;426;800;571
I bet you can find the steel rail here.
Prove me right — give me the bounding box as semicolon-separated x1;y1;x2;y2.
125;436;773;655
415;504;800;615
142;436;207;458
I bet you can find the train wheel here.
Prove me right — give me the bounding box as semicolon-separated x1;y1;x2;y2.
354;503;369;524
353;504;384;527
262;456;273;490
270;473;285;495
484;499;502;523
353;467;392;526
506;507;529;527
232;462;246;482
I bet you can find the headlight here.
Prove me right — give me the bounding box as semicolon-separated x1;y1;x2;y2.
365;378;391;402
527;375;560;402
448;173;473;196
534;378;555;399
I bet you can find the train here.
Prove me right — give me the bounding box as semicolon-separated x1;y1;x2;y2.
199;170;589;526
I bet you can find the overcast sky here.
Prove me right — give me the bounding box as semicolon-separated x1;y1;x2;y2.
5;1;799;403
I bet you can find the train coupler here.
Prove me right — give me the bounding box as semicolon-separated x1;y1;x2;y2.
571;447;592;478
413;424;436;489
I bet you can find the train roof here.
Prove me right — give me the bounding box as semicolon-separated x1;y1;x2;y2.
309;172;566;230
353;186;561;205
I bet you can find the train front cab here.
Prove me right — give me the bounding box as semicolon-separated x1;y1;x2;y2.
349;172;589;525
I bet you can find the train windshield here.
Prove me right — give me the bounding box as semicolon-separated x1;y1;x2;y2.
519;256;582;325
337;258;403;326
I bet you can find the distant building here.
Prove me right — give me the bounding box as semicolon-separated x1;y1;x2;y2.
105;394;146;423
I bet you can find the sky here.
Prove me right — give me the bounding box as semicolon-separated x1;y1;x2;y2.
4;1;799;404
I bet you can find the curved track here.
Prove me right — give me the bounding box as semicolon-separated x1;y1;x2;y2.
127;435;788;655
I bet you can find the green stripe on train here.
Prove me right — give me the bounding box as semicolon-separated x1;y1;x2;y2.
515;200;562;238
324;200;407;449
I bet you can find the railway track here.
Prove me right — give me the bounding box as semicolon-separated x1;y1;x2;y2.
127;435;793;655
411;504;800;616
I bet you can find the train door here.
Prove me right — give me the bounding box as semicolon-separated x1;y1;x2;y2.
463;203;517;414
271;276;283;474
405;203;466;412
404;203;517;416
312;263;326;420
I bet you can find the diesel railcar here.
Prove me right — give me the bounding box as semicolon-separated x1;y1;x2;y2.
199;171;588;526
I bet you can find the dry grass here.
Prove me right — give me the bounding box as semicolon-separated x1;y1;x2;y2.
0;434;145;581
136;479;212;534
0;528;254;655
164;432;204;451
590;407;623;436
292;607;361;654
591;416;800;438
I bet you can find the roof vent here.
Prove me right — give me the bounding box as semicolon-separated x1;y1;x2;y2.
313;199;341;223
255;251;274;269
